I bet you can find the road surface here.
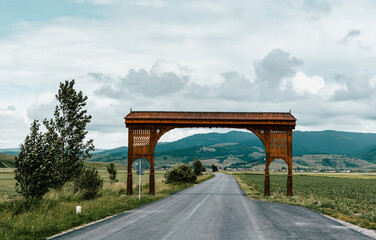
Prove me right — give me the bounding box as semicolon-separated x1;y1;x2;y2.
52;173;374;240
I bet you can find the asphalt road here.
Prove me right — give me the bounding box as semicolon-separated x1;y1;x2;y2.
52;173;374;240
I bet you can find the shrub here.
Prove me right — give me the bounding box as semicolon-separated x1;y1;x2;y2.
106;163;118;182
193;158;205;176
212;164;219;172
165;163;197;184
74;168;103;199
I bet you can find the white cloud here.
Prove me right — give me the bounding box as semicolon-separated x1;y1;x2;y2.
288;71;325;94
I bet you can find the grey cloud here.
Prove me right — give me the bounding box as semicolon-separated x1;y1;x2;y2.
254;49;303;99
88;72;112;82
217;49;306;102
0;112;29;147
339;29;361;44
218;71;255;100
0;105;16;111
124;69;189;96
7;105;16;111
332;75;373;101
27;100;55;121
183;82;214;99
94;61;190;99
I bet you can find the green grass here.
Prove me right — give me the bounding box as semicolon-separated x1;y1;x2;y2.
0;168;213;240
230;172;376;230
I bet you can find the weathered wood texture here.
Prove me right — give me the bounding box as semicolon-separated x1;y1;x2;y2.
125;111;296;196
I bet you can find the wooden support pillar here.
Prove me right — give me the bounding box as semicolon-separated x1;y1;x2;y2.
127;161;133;195
264;159;270;196
287;174;293;196
127;128;133;195
287;153;293;196
287;130;293;196
149;156;155;195
264;129;271;196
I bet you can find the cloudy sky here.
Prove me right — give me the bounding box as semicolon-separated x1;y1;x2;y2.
1;0;376;149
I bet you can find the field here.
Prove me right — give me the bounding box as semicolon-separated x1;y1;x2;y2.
230;172;376;230
0;164;213;240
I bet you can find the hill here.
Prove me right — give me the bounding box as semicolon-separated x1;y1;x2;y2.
0;153;15;168
293;131;376;155
2;130;376;170
88;130;376;171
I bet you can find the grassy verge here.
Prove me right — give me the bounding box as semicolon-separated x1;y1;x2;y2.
229;172;376;230
0;171;213;240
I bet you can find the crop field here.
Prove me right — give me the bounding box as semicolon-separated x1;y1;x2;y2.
230;172;376;230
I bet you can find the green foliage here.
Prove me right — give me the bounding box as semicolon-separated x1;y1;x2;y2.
106;163;118;182
192;157;205;176
14;120;56;199
14;80;94;201
46;80;94;189
165;163;197;183
74;168;103;199
211;164;218;172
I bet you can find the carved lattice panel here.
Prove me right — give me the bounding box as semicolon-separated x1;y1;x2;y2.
133;129;151;154
270;130;288;159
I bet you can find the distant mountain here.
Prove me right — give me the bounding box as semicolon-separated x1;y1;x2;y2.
3;130;376;170
155;131;255;152
89;130;376;170
293;131;376;156
0;148;20;156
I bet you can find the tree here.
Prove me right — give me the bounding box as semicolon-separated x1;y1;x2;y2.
74;168;103;199
165;163;197;183
107;163;118;182
14;120;56;199
47;80;94;189
193;157;205;176
211;164;218;172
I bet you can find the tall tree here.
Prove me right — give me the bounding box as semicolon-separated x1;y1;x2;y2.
14;120;55;199
50;80;95;189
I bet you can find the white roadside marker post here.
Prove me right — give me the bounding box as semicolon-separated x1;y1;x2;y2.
76;206;81;214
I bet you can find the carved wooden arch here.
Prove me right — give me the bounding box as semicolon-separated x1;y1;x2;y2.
125;111;296;196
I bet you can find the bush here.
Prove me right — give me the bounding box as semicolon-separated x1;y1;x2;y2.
193;158;205;176
74;168;103;199
165;163;197;184
106;163;118;182
212;164;219;172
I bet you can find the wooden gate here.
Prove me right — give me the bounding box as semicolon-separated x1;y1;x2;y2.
125;111;296;196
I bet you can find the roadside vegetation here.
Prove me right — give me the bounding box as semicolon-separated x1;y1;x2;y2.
0;168;213;240
165;163;197;183
230;172;376;230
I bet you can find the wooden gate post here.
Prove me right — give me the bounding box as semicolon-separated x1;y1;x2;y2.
127;128;134;195
149;156;155;195
287;130;293;196
264;157;270;196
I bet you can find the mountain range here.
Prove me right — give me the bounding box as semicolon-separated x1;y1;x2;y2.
1;130;376;171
